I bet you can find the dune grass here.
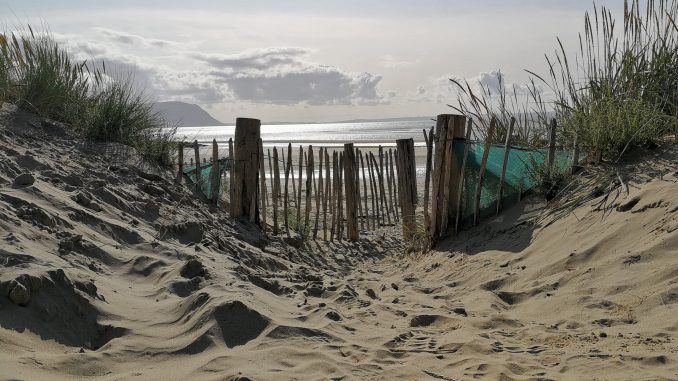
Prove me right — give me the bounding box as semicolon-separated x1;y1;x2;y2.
0;24;176;166
530;0;677;160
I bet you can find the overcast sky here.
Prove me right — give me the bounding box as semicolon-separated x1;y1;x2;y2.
2;1;624;123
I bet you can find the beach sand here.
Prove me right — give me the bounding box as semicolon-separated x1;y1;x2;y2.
1;102;677;380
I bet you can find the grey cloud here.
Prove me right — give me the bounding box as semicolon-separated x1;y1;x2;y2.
194;46;387;105
94;27;183;48
56;29;388;106
189;47;314;70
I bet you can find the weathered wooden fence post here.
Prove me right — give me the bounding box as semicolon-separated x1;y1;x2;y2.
193;140;201;188
474;117;497;226
210;139;220;207
343;143;359;241
496;117;515;215
430;114;466;243
547;118;557;170
571;134;580;174
396;138;417;240
258;139;268;233
177;143;184;183
231;118;261;224
454;119;473;234
423;127;434;232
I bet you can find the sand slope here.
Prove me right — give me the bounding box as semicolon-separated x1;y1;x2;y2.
0;103;677;380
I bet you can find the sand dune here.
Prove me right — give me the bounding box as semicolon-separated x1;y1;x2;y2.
1;102;677;380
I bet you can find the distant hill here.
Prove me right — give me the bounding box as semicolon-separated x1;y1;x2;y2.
152;101;223;127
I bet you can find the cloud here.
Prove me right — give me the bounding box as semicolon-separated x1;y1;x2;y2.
379;55;416;68
189;47;313;70
193;47;387;105
93;27;184;48
410;70;546;105
52;28;388;106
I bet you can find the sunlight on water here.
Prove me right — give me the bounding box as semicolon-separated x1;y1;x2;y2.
174;120;434;147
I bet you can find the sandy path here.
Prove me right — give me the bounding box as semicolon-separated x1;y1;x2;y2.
1;103;677;380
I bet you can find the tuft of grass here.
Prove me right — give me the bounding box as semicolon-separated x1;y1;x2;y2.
449;71;551;146
525;155;569;201
0;24;176;166
530;0;678;160
283;207;311;240
403;221;431;254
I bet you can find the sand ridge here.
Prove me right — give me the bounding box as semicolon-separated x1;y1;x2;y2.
0;103;677;380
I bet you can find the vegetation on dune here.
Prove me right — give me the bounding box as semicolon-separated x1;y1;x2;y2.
0;25;176;166
449;0;677;201
535;0;677;161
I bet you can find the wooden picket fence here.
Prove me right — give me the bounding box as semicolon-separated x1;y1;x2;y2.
176;114;575;246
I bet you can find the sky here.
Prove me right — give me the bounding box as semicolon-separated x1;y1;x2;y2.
1;1;625;123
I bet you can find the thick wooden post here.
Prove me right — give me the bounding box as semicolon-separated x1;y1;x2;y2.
474;118;497;226
496;117;515;215
343;143;359;241
547;118;557;170
430;114;465;242
455;119;473;234
396;138;417;240
231;118;261;223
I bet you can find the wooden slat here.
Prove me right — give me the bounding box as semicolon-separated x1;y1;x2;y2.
496;117;516;215
324;149;330;240
330;151;338;241
273;147;282;234
571;134;580;175
304;146;313;232
297;146;304;228
547;118;557;170
313;147;324;240
454;119;473;234
423;127;433;231
258;139;268;233
193;140;201;188
359;151;370;231
396;138;416;240
284;144;292;238
210;139;220;206
343;144;359;240
473;117;497;226
228;138;234;215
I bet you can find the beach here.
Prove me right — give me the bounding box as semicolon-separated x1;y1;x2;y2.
2;103;678;380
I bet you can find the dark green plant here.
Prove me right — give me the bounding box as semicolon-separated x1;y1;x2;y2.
525;155;569;201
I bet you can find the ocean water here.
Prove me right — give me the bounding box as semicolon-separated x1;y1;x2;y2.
174;119;434;148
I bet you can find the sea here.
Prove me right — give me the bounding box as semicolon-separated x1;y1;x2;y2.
174;119;435;180
174;119;434;149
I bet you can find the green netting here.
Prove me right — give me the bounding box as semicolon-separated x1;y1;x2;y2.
453;140;571;227
183;159;230;200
